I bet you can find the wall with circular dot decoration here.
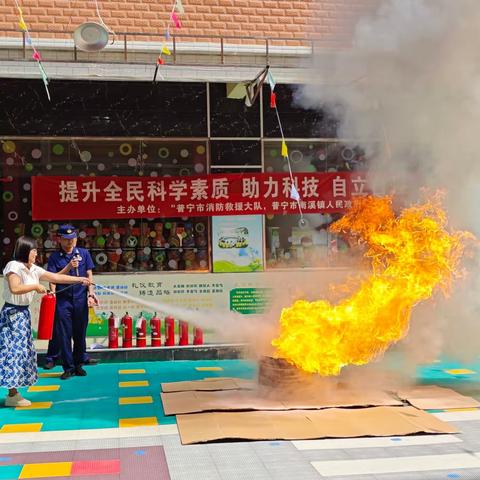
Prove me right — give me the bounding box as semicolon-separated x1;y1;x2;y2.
52;144;64;155
2;140;16;153
1;138;212;272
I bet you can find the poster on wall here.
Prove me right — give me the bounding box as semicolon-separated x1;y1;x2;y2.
212;215;264;273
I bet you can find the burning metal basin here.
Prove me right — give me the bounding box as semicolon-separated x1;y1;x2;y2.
258;356;312;388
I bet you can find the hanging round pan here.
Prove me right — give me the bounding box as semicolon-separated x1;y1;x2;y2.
73;22;109;52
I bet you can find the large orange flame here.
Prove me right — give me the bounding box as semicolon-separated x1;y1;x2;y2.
272;194;474;376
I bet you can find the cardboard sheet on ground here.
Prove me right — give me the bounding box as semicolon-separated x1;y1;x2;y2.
176;406;458;444
161;387;402;415
161;377;255;393
397;385;480;410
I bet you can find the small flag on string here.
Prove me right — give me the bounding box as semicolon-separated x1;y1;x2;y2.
281;140;288;157
18;19;27;31
162;44;171;55
267;70;276;91
171;12;182;28
290;184;300;201
32;50;41;61
38;62;48;82
175;0;185;14
153;61;165;82
245;79;259;107
270;92;276;108
38;62;51;101
25;34;32;45
165;29;171;40
226;82;247;99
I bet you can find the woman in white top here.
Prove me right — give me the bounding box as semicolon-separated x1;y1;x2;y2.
1;236;90;407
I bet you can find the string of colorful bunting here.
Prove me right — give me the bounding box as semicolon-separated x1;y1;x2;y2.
14;0;50;101
267;67;305;222
153;0;184;82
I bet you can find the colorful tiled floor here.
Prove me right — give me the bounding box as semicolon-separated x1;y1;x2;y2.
0;360;255;432
0;446;169;480
0;357;478;479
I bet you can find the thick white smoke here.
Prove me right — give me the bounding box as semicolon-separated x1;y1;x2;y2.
296;0;480;365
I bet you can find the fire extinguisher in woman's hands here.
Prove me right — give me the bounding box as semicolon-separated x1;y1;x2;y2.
37;291;56;340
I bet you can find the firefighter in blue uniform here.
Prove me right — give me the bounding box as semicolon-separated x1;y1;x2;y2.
45;225;99;380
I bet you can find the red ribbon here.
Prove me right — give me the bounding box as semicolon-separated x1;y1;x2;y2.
270;92;276;108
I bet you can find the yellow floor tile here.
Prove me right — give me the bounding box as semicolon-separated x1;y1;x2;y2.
16;402;53;411
119;380;149;388
119;416;158;428
119;369;146;374
444;407;480;412
38;373;62;378
20;461;72;478
119;396;153;405
0;423;43;433
28;385;60;392
445;369;476;375
195;367;224;372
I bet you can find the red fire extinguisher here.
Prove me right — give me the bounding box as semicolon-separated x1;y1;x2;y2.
136;313;147;348
150;312;162;347
37;292;56;340
165;316;175;347
193;326;204;345
179;320;189;346
108;312;119;349
121;312;133;348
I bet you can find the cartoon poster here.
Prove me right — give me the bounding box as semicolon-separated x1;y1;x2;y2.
212;215;264;273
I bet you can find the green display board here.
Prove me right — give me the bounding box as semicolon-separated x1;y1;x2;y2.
229;288;272;314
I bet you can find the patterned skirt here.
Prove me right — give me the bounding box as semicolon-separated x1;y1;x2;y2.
0;304;38;389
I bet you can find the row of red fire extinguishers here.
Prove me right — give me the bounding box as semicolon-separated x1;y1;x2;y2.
37;292;203;347
108;312;204;349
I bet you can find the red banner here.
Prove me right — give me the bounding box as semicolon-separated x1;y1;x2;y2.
31;172;368;220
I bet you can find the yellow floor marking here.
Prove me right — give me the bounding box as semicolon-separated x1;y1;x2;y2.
119;380;149;388
119;396;153;405
444;407;479;412
38;372;62;378
119;369;146;374
195;367;223;372
16;402;53;411
0;423;43;433
28;385;60;392
20;461;72;478
119;417;158;428
445;369;476;375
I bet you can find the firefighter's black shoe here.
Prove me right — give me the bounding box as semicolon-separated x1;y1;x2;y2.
60;370;75;380
43;361;55;370
75;366;87;376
